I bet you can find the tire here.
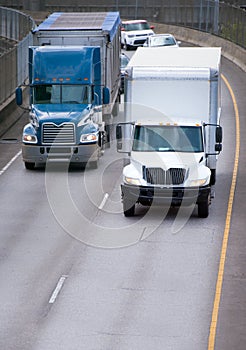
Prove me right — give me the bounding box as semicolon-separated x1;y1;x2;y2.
24;162;35;170
210;169;216;186
198;199;209;218
105;124;111;148
124;41;130;51
123;198;135;217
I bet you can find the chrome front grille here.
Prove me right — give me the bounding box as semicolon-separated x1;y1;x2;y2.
144;167;186;185
42;123;75;144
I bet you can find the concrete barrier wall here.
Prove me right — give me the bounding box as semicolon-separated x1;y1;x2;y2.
153;23;246;72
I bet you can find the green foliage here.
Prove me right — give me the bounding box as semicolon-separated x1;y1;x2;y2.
220;22;246;47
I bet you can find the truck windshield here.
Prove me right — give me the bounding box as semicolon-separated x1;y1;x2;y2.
33;85;92;104
132;125;203;153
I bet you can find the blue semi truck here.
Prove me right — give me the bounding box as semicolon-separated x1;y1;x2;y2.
16;12;121;169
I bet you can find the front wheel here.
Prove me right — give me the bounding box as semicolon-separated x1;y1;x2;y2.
124;41;130;51
104;124;111;148
24;161;35;170
123;198;135;217
198;199;209;218
210;169;216;186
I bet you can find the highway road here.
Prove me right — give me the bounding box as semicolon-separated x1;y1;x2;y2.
0;52;245;350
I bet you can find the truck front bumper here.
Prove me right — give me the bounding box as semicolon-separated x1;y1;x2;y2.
22;143;99;165
121;184;210;207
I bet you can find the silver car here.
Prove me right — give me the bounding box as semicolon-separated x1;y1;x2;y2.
143;33;181;47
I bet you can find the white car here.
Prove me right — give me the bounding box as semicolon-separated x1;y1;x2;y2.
121;20;154;50
143;33;181;47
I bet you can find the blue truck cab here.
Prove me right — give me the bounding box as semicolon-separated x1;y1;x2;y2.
16;12;121;169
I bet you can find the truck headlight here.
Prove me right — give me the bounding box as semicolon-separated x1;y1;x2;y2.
80;133;98;143
189;178;208;187
23;134;37;144
124;176;141;186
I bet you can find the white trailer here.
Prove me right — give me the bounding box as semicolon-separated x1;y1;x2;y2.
116;47;222;218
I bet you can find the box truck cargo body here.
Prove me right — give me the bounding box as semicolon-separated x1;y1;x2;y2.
117;47;222;217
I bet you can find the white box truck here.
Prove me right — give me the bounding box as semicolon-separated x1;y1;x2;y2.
116;47;222;218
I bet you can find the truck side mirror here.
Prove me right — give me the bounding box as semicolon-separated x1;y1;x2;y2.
103;87;110;105
216;126;222;143
116;123;133;154
15;87;23;106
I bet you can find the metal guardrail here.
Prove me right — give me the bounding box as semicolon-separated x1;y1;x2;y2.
0;7;34;105
41;0;246;48
219;2;246;47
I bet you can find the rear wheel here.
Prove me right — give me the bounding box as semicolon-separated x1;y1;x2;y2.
210;169;216;186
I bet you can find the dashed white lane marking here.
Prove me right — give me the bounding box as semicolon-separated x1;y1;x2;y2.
49;275;68;304
98;193;109;210
0;150;22;176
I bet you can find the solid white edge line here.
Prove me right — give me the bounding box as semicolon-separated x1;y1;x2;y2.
48;275;68;304
98;193;109;210
0;150;22;176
